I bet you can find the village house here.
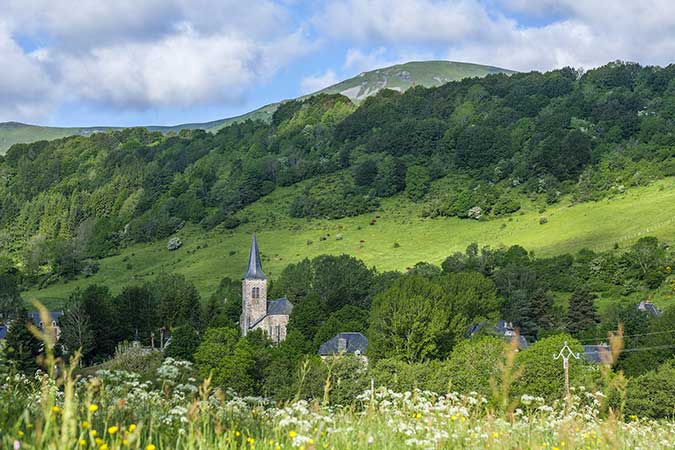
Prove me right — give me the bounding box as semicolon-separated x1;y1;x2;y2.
318;332;369;360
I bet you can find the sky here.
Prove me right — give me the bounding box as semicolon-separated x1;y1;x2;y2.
3;0;675;127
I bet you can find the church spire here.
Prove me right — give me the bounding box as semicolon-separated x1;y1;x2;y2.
244;233;266;280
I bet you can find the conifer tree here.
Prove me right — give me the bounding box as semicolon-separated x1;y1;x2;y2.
3;317;41;374
567;285;599;335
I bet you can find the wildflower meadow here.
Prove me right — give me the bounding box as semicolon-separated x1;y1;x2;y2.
1;313;674;450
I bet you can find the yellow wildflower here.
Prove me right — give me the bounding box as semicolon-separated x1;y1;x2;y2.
88;404;99;413
107;426;118;435
247;437;255;444
289;431;297;438
52;406;62;413
128;424;137;433
100;444;108;450
492;432;499;438
308;439;314;445
91;430;98;437
146;445;157;450
95;438;103;445
82;421;90;429
17;431;24;437
79;439;86;446
122;439;129;446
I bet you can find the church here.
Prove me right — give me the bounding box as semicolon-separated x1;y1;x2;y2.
240;234;293;343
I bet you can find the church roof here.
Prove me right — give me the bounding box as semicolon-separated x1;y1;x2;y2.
267;298;293;315
318;332;368;356
248;298;293;329
244;233;266;280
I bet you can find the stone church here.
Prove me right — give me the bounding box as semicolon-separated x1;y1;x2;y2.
240;234;293;343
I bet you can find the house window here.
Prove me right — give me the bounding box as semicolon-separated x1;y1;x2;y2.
337;337;347;352
252;287;260;299
275;325;281;342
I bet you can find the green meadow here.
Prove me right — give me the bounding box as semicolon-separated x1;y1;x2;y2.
24;176;675;309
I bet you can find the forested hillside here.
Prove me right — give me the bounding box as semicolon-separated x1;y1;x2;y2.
2;61;675;294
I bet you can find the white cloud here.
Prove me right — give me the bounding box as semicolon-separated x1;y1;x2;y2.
0;0;290;48
316;0;675;72
59;26;311;109
301;70;340;94
316;0;493;43
0;23;56;121
0;1;309;119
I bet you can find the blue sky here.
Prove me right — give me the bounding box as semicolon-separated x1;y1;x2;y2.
2;0;675;127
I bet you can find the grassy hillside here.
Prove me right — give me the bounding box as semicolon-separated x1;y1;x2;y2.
316;60;515;101
0;60;512;154
24;176;675;308
0;122;118;155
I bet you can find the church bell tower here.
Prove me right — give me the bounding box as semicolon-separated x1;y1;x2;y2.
240;233;267;336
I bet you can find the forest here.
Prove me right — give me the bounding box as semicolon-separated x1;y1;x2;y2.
3;62;675;289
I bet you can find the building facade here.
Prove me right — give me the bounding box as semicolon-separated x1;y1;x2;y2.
240;234;293;343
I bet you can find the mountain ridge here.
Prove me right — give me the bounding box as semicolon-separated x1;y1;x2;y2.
0;60;514;154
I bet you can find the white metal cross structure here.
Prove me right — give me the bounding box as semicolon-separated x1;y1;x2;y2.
554;341;580;407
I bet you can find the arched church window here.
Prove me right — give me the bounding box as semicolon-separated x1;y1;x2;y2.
252;287;259;299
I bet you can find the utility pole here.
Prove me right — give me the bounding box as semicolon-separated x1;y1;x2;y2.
554;341;580;409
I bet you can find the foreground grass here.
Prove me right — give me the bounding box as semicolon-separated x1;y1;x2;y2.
24;177;675;308
3;316;674;450
3;359;675;450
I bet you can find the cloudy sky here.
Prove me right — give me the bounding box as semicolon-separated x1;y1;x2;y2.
2;0;675;127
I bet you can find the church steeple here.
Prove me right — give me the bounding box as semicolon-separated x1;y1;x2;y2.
244;233;266;280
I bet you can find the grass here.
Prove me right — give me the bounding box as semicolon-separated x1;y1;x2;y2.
23;176;675;309
2;323;674;450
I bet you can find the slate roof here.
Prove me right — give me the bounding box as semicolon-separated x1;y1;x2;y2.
467;320;529;349
28;311;63;328
637;301;662;317
267;298;293;315
248;298;294;329
318;332;368;356
244;233;266;280
583;344;610;364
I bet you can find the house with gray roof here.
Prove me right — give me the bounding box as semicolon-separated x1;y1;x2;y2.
29;311;63;341
318;332;368;357
582;344;611;364
637;300;662;317
467;320;529;349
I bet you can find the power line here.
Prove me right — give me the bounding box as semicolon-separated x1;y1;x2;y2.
582;343;675;355
577;329;675;343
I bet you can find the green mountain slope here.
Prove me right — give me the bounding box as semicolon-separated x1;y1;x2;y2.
22;177;675;308
0;60;512;154
315;60;515;101
6;61;675;312
0;122;118;154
